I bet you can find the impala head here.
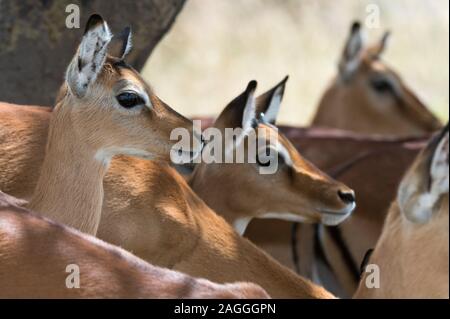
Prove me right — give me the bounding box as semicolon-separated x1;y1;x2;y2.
57;14;194;163
398;123;449;224
192;79;356;234
314;21;442;136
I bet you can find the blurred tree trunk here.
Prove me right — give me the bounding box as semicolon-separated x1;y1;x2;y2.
0;0;186;105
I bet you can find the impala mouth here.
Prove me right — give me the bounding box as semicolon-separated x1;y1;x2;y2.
259;202;355;226
319;202;356;226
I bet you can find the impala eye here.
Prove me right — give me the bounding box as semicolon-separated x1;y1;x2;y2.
370;77;393;94
116;92;145;108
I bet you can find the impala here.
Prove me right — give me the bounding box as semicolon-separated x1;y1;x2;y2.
0;191;269;298
354;124;449;298
6;15;196;235
312;21;441;135
0;81;335;298
189;77;356;235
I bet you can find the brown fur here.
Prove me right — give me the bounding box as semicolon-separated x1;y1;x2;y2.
245;129;427;284
0;103;334;298
0;191;269;298
354;129;449;298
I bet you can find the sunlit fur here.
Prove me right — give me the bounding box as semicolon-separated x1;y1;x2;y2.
0;191;269;298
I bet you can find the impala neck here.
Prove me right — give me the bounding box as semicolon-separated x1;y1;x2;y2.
29;111;109;235
189;172;252;233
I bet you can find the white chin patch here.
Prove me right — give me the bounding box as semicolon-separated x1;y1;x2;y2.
259;212;311;223
95;147;153;165
320;211;352;226
320;202;355;226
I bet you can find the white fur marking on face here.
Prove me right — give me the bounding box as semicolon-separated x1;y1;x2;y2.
95;147;153;166
117;81;151;110
320;210;353;226
260;212;310;223
264;86;283;123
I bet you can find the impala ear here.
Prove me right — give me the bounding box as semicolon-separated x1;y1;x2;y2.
241;81;258;130
339;21;364;81
66;14;113;97
256;76;288;124
429;124;449;197
108;26;132;59
368;31;390;59
214;80;258;130
399;123;449;223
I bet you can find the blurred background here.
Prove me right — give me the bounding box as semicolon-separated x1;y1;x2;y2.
143;0;449;126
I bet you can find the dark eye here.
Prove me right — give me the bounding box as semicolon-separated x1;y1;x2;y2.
116;92;144;108
370;78;393;93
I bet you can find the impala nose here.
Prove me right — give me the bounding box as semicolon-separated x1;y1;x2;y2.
338;189;356;205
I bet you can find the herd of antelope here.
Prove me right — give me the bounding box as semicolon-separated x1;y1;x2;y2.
0;15;448;299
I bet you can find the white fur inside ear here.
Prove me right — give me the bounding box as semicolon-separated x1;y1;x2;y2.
66;21;113;97
264;85;283;123
407;193;436;223
340;30;365;80
430;133;449;195
122;31;133;59
347;31;362;59
242;91;256;131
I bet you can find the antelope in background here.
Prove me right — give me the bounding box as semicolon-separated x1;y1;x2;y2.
313;21;441;135
1;15;196;236
355;124;449;298
0;80;337;298
0;191;269;298
190;77;356;235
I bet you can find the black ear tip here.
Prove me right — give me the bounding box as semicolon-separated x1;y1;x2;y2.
281;75;289;85
84;14;104;34
246;80;258;93
351;21;361;33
